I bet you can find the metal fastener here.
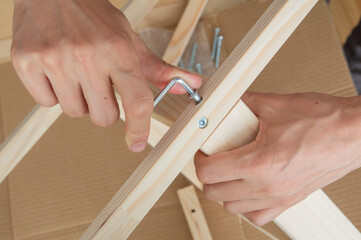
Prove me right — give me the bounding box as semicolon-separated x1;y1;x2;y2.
153;77;202;107
211;28;221;60
198;117;208;129
179;58;185;69
215;35;224;68
195;63;203;75
189;43;198;71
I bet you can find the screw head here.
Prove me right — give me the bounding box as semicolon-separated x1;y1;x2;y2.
198;117;208;129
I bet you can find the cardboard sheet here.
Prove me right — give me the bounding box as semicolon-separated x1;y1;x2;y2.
0;0;359;239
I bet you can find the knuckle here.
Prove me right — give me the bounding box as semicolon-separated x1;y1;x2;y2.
195;165;209;184
261;184;279;198
92;115;118;127
248;215;265;227
127;94;153;118
108;35;129;51
223;202;238;214
62;104;88;119
41;52;62;68
36;98;58;108
203;185;218;201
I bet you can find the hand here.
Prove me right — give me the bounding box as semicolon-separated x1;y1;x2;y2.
195;92;361;226
11;0;201;152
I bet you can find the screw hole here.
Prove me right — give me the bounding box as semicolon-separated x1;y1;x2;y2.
191;209;196;213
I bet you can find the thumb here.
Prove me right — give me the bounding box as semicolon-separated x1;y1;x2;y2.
131;33;202;94
241;91;274;116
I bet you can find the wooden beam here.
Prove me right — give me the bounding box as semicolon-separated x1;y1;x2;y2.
0;0;159;183
177;185;213;240
80;1;319;239
162;0;208;65
0;105;62;183
0;38;11;65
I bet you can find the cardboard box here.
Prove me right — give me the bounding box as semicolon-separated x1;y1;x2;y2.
0;0;358;239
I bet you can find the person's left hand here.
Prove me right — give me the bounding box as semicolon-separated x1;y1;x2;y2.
194;92;361;226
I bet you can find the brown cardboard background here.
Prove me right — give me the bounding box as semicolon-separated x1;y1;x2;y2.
0;0;360;239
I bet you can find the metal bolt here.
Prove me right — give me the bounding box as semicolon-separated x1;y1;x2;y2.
215;35;224;68
189;42;198;71
195;63;203;75
179;58;185;69
198;117;208;129
211;28;221;60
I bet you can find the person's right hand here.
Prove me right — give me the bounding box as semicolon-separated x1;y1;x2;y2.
11;0;202;152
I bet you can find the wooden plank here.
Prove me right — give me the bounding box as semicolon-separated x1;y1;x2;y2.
162;0;208;65
0;38;11;65
177;185;213;240
81;1;319;239
0;105;62;183
0;0;159;183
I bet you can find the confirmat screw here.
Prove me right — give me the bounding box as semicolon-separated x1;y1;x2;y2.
215;35;224;68
179;58;185;69
198;117;208;129
189;43;198;71
195;63;203;74
211;28;221;60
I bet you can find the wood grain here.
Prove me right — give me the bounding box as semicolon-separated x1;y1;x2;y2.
177;185;213;240
81;1;320;239
0;38;11;65
162;0;208;65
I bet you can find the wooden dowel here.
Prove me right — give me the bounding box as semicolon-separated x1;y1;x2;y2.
177;185;213;240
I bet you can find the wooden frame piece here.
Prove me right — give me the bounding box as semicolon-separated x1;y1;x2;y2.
162;0;208;65
81;1;325;239
177;185;213;240
0;38;11;65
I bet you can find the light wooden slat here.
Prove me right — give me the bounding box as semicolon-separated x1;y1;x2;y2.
81;1;319;239
0;105;62;183
0;0;159;183
177;185;213;240
0;38;11;65
162;0;208;65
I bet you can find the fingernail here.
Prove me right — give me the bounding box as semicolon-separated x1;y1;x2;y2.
130;142;147;152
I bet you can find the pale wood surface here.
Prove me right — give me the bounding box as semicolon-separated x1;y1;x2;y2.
0;105;62;183
0;38;11;65
81;1;320;239
177;185;213;240
162;0;208;65
0;0;159;184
